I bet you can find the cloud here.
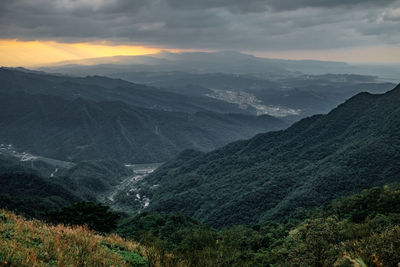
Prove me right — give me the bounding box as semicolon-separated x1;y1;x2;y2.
265;0;398;11
165;0;398;12
0;0;399;52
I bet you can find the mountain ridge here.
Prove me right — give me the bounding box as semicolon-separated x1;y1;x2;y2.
128;83;400;227
0;89;285;163
0;68;250;115
36;51;400;81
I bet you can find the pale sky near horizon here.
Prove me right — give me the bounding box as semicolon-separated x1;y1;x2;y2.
1;0;400;66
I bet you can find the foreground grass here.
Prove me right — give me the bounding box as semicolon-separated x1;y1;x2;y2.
0;210;147;266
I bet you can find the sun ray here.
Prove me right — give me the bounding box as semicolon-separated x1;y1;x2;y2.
0;39;168;67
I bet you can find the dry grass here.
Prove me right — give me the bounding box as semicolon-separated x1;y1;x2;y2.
0;210;147;266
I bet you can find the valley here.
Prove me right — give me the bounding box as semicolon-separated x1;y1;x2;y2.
128;84;400;227
206;88;301;117
0;67;399;266
1;65;398;224
37;52;396;120
2;1;400;265
0;68;286;163
101;163;162;212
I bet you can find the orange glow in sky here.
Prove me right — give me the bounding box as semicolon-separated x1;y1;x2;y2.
0;39;172;67
1;39;399;67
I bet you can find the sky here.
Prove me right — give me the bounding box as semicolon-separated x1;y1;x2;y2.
1;0;400;66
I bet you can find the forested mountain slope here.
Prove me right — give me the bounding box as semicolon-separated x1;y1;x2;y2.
0;170;80;219
0;91;284;163
0;68;248;115
136;84;400;227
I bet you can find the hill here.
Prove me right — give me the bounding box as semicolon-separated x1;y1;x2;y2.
53;160;133;201
38;50;399;83
0;68;286;163
0;67;250;115
0;210;147;266
0;86;285;163
2;184;400;266
32;53;396;119
129;84;400;227
0;169;80;219
0;147;137;203
37;51;358;76
115;186;400;266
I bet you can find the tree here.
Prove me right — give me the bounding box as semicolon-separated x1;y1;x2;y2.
278;217;343;267
47;202;119;233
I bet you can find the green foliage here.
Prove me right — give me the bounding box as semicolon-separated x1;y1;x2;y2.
53;160;133;201
116;186;400;266
0;171;80;219
137;84;400;227
275;217;344;266
0;68;285;164
101;242;147;266
117;212;206;248
117;212;290;266
327;186;400;223
343;225;400;266
273;186;400;266
47;202;120;233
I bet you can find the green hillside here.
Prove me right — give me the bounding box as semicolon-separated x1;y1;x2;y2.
2;166;400;266
0;67;247;115
0;210;147;266
116;186;400;266
53;160;133;201
0;171;80;219
0;85;284;163
134;84;400;227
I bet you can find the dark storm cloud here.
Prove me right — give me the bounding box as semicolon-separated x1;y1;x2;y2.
0;0;399;51
166;0;398;12
265;0;398;11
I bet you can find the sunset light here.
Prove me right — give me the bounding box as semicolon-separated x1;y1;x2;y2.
0;39;165;67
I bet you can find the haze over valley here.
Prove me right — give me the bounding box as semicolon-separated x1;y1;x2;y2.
1;0;400;266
